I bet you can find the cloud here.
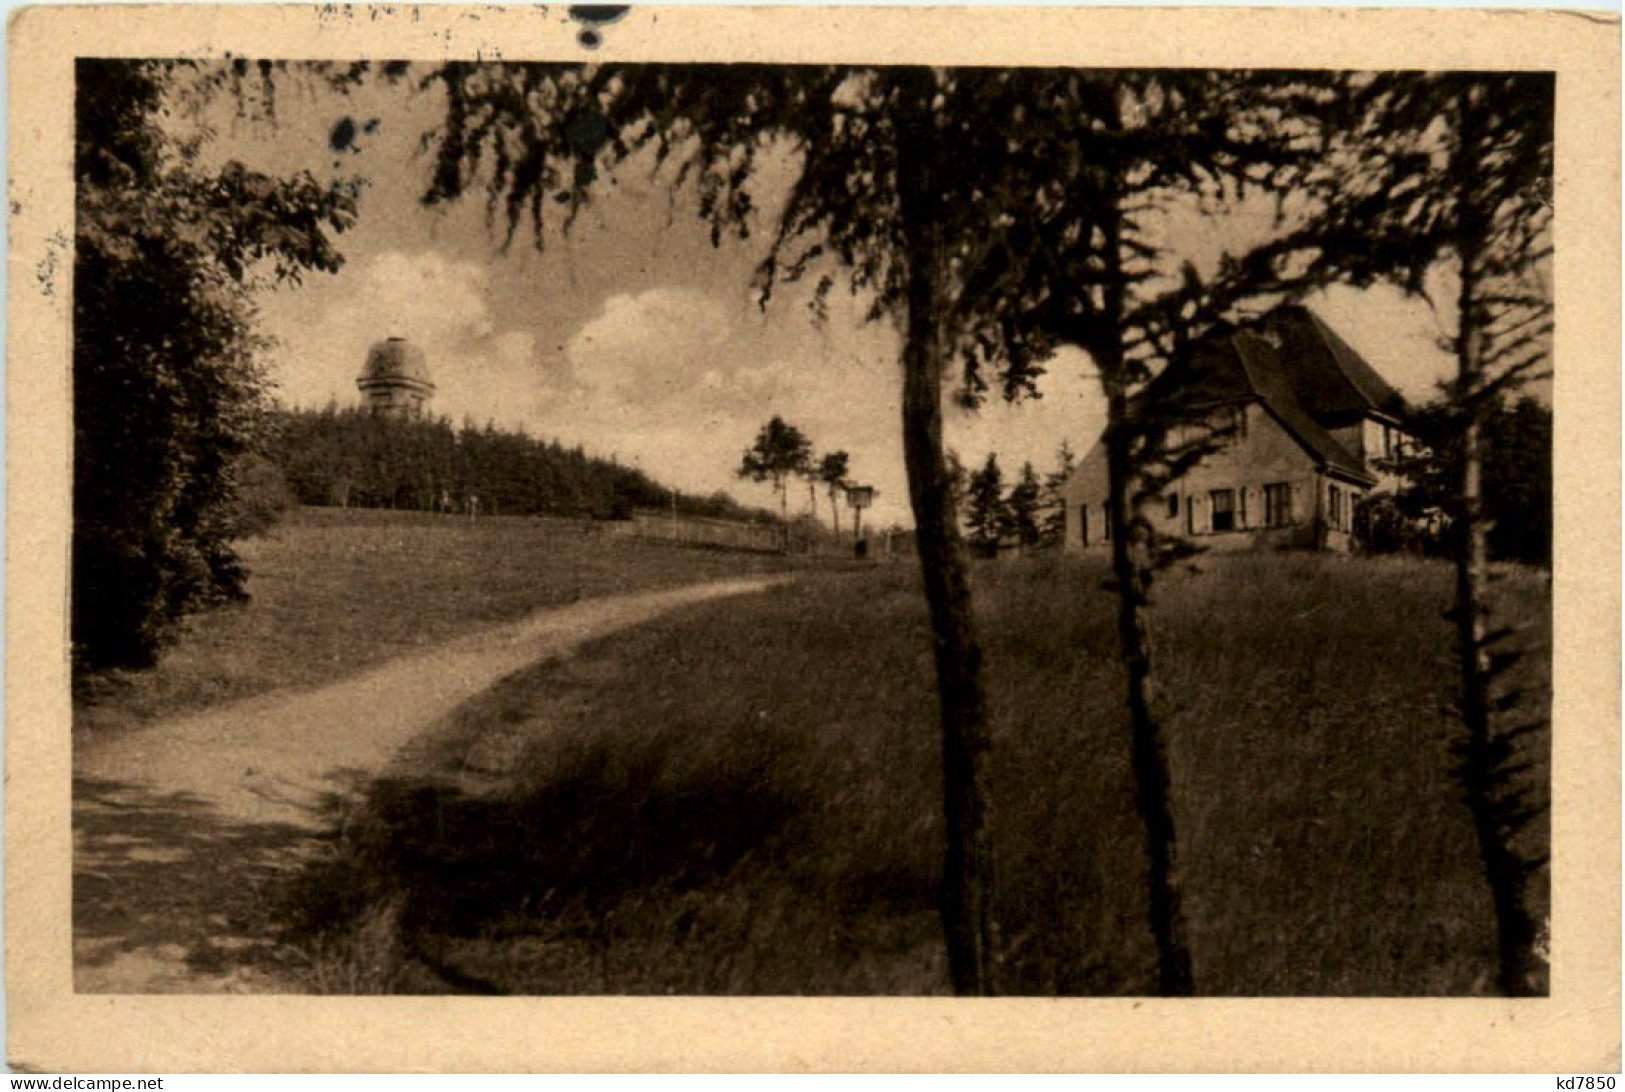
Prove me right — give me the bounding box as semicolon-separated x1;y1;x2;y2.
264;250;549;425
349;250;497;343
564;287;733;399
490;330;539;369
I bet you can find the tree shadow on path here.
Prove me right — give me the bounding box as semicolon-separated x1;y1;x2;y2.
73;775;361;992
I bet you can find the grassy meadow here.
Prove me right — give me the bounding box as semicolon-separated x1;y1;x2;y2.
285;548;1551;996
74;507;794;738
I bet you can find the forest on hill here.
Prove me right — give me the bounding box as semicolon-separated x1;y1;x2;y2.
266;406;777;524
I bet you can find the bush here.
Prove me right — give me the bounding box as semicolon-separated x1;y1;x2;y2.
1355;493;1442;557
229;454;295;539
72;60;353;671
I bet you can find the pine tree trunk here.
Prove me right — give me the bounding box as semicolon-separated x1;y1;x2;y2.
1454;375;1541;995
1452;87;1544;995
1103;388;1196;997
777;478;790;554
896;87;998;996
1098;169;1194;995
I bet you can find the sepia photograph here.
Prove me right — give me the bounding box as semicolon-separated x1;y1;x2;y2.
8;3;1619;1074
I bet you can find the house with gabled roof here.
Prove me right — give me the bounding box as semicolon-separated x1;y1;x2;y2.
1061;305;1414;554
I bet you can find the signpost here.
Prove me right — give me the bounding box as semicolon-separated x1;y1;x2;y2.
846;485;875;556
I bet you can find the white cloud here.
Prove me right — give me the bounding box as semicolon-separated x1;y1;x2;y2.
565;287;733;398
490;330;539;369
351;250;497;343
264;250;554;427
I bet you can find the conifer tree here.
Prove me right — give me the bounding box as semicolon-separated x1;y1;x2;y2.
965;453;1007;553
418;63;1074;992
739;416;813;552
1004;461;1043;548
1306;73;1554;995
1040;441;1077;547
818;450;852;539
974;71;1348;992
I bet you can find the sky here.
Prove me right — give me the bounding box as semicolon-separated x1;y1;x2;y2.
190;65;1465;529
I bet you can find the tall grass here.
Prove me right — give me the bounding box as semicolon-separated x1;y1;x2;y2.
288;551;1550;995
74;507;794;738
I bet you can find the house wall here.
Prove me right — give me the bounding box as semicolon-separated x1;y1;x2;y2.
1063;402;1363;553
1328;420;1369;466
1328;415;1414;493
1060;440;1108;551
1317;476;1361;551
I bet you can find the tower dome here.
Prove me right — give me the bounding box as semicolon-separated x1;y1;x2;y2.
358;336;435;417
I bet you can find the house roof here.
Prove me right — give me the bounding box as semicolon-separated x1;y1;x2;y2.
1230;332;1372;483
1264;306;1409;424
1151;305;1408;486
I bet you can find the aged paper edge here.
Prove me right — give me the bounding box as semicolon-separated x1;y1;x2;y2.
7;4;1620;1074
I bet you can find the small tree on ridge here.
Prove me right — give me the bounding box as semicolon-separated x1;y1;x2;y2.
818;450;852;539
739;415;813;552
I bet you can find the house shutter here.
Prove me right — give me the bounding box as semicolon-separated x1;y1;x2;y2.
1285;484;1296;525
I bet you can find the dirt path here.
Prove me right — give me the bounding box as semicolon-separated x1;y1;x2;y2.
73;575;792;993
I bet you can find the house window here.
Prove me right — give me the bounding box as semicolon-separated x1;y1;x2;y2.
1210;489;1236;532
1166;495;1179;520
1264;482;1293;527
1382;424;1394;459
1327;484;1343;531
1211;406;1248;443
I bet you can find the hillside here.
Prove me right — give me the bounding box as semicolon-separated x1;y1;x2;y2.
286;550;1551;995
73;507;796;739
267;406;776;524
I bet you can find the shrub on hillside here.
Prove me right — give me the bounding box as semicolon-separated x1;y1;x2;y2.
1373;396;1552;568
1355;494;1443;558
228;454;295;539
73;60;354;671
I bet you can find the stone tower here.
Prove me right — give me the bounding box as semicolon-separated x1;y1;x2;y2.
357;336;435;418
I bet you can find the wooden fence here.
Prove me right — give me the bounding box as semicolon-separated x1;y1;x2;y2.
299;503;918;559
604;510;786;553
